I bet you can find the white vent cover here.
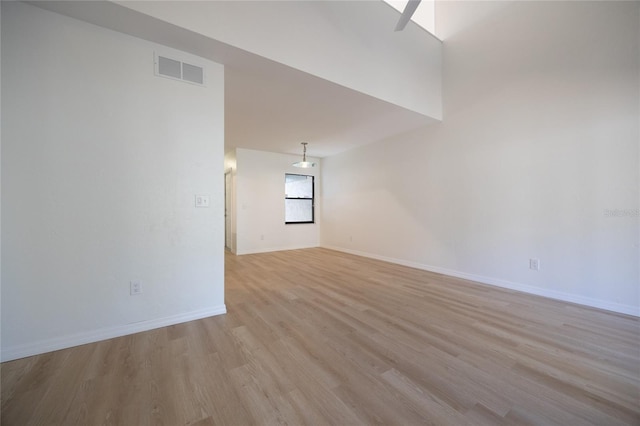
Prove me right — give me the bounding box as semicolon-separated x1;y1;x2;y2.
155;53;205;86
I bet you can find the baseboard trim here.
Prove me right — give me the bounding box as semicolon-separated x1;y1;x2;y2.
1;305;227;362
322;245;640;318
236;244;320;255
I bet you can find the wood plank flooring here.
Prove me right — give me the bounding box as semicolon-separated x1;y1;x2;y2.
2;248;639;425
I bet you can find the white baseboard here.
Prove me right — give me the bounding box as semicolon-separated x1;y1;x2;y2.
236;244;320;255
1;305;227;362
322;245;640;318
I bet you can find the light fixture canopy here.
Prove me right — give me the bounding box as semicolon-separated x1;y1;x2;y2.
293;142;316;168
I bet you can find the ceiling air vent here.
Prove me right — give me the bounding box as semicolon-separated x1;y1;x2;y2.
155;53;205;86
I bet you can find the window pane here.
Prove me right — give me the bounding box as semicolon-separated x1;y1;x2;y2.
285;174;313;198
285;199;313;223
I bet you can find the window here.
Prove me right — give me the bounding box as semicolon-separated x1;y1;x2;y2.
285;174;314;224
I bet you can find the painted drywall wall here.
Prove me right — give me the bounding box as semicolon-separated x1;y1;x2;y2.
1;2;226;361
114;0;442;119
0;2;3;353
235;149;320;255
321;1;640;316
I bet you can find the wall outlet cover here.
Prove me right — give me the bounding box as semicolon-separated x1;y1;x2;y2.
130;281;143;295
529;258;540;271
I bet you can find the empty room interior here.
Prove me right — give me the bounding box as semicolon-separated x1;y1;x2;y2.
1;0;639;425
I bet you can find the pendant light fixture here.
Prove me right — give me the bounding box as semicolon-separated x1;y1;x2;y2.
292;142;316;168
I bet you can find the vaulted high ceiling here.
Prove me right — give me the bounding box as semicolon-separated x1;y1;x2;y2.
29;0;442;158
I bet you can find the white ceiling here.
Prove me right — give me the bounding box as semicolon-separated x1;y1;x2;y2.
225;54;436;158
29;0;438;159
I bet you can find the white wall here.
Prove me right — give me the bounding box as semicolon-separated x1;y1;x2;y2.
114;0;442;119
1;2;226;361
322;1;640;316
0;2;3;353
235;149;320;255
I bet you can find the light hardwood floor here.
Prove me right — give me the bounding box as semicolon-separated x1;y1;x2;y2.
2;248;639;425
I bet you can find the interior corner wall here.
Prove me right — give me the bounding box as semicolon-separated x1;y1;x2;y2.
1;2;226;361
321;1;640;316
235;148;320;255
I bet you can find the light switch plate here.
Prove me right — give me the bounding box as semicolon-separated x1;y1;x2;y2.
195;195;210;208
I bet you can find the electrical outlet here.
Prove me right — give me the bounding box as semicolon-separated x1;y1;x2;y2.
529;258;540;271
130;281;142;295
